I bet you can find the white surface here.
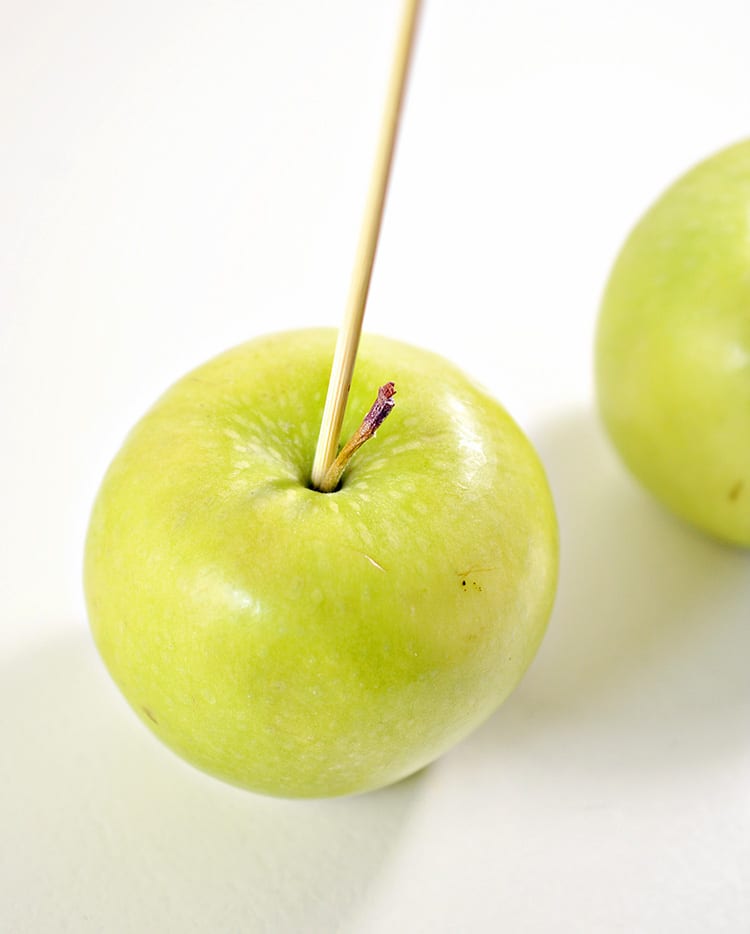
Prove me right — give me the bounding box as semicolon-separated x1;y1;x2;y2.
2;0;749;931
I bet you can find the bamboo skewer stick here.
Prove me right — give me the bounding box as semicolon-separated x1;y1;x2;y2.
310;0;422;490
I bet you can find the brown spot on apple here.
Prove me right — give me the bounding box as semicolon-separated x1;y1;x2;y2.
142;706;159;725
729;480;743;502
460;578;484;593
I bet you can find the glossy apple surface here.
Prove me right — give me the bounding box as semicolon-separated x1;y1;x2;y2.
596;140;750;547
85;329;558;797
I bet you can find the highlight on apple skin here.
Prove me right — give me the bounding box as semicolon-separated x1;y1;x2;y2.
84;329;559;798
595;140;750;548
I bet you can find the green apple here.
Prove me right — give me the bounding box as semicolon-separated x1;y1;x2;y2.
84;329;558;797
596;140;750;547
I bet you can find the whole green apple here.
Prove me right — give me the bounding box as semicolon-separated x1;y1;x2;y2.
596;140;750;547
85;329;558;797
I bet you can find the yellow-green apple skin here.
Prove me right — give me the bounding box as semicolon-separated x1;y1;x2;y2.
84;330;558;797
596;140;750;547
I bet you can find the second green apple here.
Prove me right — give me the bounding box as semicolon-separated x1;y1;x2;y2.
596;140;750;546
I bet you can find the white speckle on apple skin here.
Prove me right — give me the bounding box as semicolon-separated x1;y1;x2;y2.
362;554;386;573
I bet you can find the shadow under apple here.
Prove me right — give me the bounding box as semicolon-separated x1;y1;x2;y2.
450;407;750;778
0;631;421;933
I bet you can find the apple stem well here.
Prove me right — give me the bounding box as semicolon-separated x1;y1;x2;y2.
315;382;396;493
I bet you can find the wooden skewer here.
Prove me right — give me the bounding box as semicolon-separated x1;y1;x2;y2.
310;0;422;490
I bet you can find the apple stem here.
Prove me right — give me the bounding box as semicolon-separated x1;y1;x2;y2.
316;383;396;493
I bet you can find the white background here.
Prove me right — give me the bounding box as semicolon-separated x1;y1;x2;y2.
2;0;749;931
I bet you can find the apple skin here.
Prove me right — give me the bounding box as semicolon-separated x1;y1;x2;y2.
596;140;750;547
84;329;558;797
